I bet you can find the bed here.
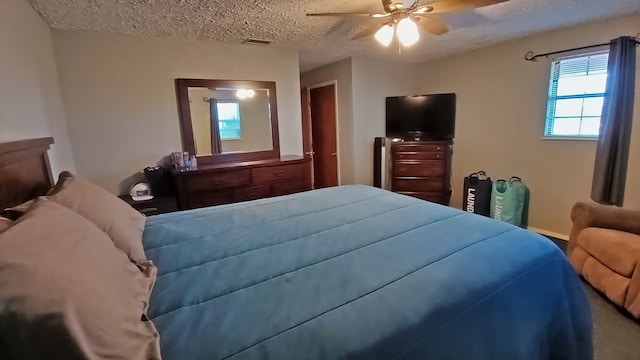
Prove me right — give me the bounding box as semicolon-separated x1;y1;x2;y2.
0;139;592;360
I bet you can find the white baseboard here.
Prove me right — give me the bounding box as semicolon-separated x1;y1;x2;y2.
527;226;569;241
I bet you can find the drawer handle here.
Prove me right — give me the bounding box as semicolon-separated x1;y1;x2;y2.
214;179;225;185
399;154;404;158
274;171;285;177
400;168;406;172
436;154;440;158
437;147;441;151
139;207;158;214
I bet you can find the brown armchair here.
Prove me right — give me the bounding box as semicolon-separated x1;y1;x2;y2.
568;202;640;317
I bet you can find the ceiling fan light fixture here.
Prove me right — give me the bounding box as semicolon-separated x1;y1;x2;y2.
236;89;255;99
396;17;419;47
374;24;395;47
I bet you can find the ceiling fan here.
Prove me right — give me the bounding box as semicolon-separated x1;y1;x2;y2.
307;0;509;47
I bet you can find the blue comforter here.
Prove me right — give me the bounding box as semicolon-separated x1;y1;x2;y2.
143;185;592;360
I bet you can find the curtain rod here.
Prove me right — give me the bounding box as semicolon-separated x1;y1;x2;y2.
524;33;640;62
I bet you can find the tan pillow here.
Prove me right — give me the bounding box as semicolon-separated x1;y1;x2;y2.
7;198;34;213
0;199;160;359
1;198;36;222
48;171;147;262
0;216;12;233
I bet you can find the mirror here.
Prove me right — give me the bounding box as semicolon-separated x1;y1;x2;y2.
176;79;280;165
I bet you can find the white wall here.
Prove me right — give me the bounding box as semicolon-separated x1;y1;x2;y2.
300;58;355;184
300;57;420;185
414;14;640;236
0;0;76;175
52;30;302;193
351;57;420;185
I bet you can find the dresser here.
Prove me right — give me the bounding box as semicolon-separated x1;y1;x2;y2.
390;140;452;205
172;156;312;210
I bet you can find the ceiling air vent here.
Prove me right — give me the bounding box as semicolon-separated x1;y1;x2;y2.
242;39;272;46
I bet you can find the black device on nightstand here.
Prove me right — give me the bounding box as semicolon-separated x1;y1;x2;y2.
118;195;178;216
144;166;175;196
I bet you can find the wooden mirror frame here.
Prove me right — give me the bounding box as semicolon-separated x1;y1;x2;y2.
175;78;280;166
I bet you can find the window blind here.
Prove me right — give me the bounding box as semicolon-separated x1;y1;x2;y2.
545;52;609;137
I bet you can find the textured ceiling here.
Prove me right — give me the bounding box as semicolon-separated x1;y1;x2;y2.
31;0;640;72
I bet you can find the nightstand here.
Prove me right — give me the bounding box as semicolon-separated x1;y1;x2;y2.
117;195;178;216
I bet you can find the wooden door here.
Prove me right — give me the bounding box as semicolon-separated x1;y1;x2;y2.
309;84;338;188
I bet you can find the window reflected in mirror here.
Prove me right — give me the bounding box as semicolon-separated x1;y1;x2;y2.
217;102;241;139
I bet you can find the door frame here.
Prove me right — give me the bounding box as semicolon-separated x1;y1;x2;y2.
306;80;341;185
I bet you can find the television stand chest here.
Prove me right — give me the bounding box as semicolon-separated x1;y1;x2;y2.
390;140;452;205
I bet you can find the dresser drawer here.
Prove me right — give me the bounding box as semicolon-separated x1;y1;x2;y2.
233;185;271;202
397;191;450;205
188;190;233;208
394;161;446;178
253;164;305;184
172;158;312;210
186;170;250;191
394;152;445;160
393;178;444;192
392;144;447;153
272;180;308;196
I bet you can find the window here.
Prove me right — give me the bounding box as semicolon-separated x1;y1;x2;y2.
544;52;609;138
216;101;241;139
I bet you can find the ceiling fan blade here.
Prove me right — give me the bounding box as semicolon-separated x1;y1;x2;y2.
413;16;449;35
413;5;433;14
351;23;384;40
382;0;394;12
307;12;385;17
427;0;508;14
409;0;422;10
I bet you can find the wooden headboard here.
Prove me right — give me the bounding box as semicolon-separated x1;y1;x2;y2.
0;138;55;210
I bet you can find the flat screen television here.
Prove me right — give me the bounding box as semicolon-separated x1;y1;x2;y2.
385;93;456;140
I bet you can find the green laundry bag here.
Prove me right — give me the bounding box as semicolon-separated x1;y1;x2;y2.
491;177;528;227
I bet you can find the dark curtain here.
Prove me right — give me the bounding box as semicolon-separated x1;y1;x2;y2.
591;36;637;206
209;98;223;155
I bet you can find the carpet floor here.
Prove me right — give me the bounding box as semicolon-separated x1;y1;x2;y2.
549;238;640;360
